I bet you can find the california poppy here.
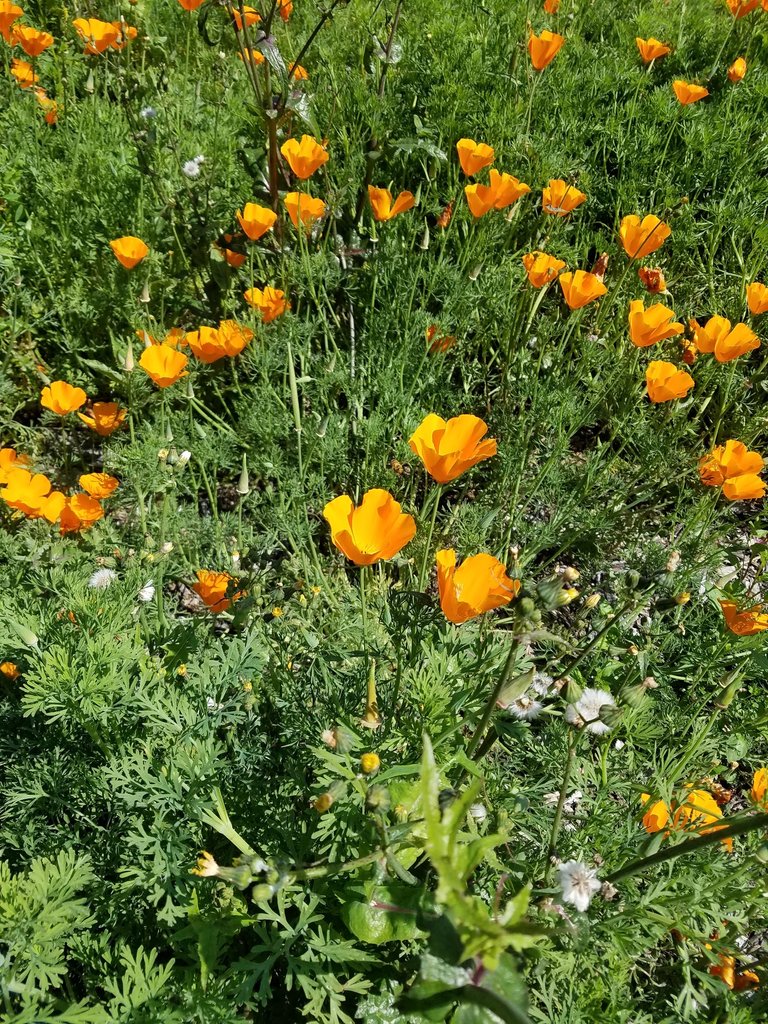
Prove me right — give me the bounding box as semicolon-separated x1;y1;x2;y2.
291;64;309;80
139;344;188;387
559;270;607;310
0;662;20;680
636;37;671;62
426;325;457;354
58;493;104;534
232;4;260;29
641;789;732;849
244;286;290;322
456;138;494;176
528;29;565;71
72;17;119;53
79;473;119;498
619;214;671;259
699;440;765;500
491;170;531;208
543;0;560;11
710;955;759;992
236;202;277;241
323;489;416;565
436;549;519;624
185;326;229;364
690;315;759;362
0;448;30;484
542;179;586;216
280;135;328;179
218;243;247;268
1;468;52;516
34;88;58;124
78;401;126;436
216;320;253;356
751;768;768;804
193;569;245;612
719;599;768;636
673;81;708;105
522;250;566;287
638;267;667;294
278;0;292;20
646;360;694;403
728;57;747;83
284;192;326;230
12;24;53;56
747;282;768;315
41;381;87;415
628;299;684;347
177;0;205;9
238;47;265;66
368;186;416;221
110;21;137;51
409;413;497;483
110;236;149;269
10;57;38;88
726;0;760;15
0;2;23;42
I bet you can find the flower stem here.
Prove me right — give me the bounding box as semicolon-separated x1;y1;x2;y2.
544;733;578;881
465;641;520;760
418;484;441;591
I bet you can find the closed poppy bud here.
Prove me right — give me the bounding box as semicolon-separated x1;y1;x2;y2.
456;138;494;176
619;215;671;259
284;192;326;231
409;413;497;483
719;599;768;636
726;0;760;15
559;270;607;310
542;178;586;216
73;17;120;53
646;360;694;403
280;135;328;179
193;569;245;612
673;80;709;105
323;489;416;566
79;473;119;498
244;286;290;322
110;236;149;269
236;203;277;241
751;768;768;805
747;282;768;315
78;401;126;436
528;29;565;71
436;201;454;228
41;381;87;415
436;549;519;624
368;185;416;221
139;344;188;387
0;3;23;43
12;24;54;56
522;250;566;287
278;0;292;21
628;299;684;347
728;57;747;83
10;58;38;88
691;315;759;362
635;37;671;62
638;266;667;294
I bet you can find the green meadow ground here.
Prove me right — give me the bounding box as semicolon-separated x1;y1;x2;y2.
2;0;768;1021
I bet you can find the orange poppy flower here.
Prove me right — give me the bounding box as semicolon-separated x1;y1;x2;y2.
726;0;760;15
291;63;308;80
323;489;416;565
79;472;119;498
110;236;149;269
139;344;188;387
719;600;768;636
284;192;326;230
751;767;768;804
559;270;607;310
673;80;708;105
638;267;667;294
220;245;247;268
699;440;765;500
728;57;747;83
641;789;732;850
619;214;671;259
426;325;457;354
59;493;104;533
528;29;565;70
41;380;87;415
244;286;290;322
542;178;586;216
12;24;53;56
232;4;260;29
0;448;30;484
236;202;277;241
0;2;23;42
110;21;137;50
465;170;530;217
690;316;759;363
543;0;560;11
217;320;253;356
436;549;519;624
368;186;416;221
1;468;52;517
72;17;119;53
185;326;228;364
177;0;205;9
409;413;497;484
238;47;265;66
747;282;768;315
0;661;20;680
280;135;328;179
641;796;670;833
436;201;454;229
77;402;126;436
456;138;494;176
522;251;566;287
635;37;670;62
193;569;245;612
278;0;292;20
646;360;694;403
628;299;684;347
10;57;38;88
34;88;58;124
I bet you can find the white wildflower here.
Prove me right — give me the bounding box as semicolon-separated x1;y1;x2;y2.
469;803;487;822
137;581;155;602
183;159;202;178
531;672;554;696
565;687;616;735
177;450;192;466
508;694;543;720
558;859;601;913
140;106;156;119
88;568;117;590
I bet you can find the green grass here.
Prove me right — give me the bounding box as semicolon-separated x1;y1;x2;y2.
1;0;768;1021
